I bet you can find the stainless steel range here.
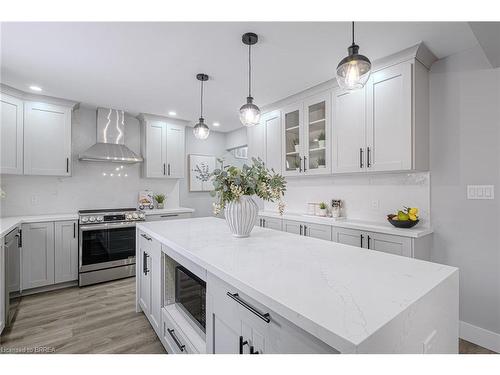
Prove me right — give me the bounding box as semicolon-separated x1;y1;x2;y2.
78;208;145;286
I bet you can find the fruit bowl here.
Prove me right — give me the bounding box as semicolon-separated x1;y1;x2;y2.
387;218;419;228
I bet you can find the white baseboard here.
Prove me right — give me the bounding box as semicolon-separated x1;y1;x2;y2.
460;320;500;353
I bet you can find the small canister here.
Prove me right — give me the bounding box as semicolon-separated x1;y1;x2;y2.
331;199;343;218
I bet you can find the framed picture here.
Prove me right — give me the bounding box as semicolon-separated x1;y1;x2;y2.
189;154;217;192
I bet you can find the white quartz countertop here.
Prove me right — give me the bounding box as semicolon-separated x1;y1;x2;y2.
142;207;195;216
259;210;433;238
137;217;456;352
0;213;78;237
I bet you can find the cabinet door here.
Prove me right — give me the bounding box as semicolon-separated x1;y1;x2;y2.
282;102;303;176
261;217;282;231
0;93;24;175
332;227;365;248
22;222;55;290
149;238;162;335
283;220;303;235
54;220;78;283
144;120;167;178
366;62;413;172
247;118;266;161
166;123;185;178
332;88;366;173
0;243;5;334
304;223;332;241
263;110;282;172
24;102;72;176
138;234;151;315
365;231;412;257
304;92;331;175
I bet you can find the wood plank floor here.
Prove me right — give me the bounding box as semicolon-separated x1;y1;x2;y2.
0;277;166;354
0;277;496;354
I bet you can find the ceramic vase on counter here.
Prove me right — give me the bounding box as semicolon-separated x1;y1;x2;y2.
224;195;258;238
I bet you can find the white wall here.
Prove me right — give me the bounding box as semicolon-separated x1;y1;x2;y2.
264;172;430;225
0;106;180;215
430;46;500;343
225;127;247;150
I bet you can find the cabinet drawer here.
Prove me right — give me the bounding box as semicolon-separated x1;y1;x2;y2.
304;222;331;241
161;306;203;354
208;273;337;354
365;231;412;257
146;212;192;222
258;216;282;231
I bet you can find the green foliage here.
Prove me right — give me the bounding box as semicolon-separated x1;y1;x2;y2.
319;202;327;209
211;157;287;212
153;194;166;204
318;131;325;141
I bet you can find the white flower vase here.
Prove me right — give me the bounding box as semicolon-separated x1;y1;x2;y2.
224;195;258;238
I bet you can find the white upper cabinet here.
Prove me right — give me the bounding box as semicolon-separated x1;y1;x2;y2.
24;101;72;176
140;115;186;179
247;110;282;172
0;93;24;175
332;88;366;173
282;102;303;176
303;92;331;175
166;123;185;178
366;61;413;172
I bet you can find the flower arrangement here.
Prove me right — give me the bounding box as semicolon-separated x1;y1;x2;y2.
211;157;286;215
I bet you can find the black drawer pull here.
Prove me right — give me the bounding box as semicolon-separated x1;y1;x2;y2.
360;234;364;248
141;233;152;241
250;346;259;354
160;214;178;218
226;292;270;323
239;336;248;354
167;328;185;352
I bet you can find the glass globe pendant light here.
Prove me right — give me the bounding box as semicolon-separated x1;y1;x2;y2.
239;32;261;127
336;22;372;91
193;73;210;140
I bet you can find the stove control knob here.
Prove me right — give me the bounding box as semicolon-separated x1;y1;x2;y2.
139;213;145;219
132;213;139;220
81;217;89;223
96;216;104;222
126;214;132;220
89;216;96;222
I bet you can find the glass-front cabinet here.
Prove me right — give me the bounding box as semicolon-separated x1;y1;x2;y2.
282;92;331;176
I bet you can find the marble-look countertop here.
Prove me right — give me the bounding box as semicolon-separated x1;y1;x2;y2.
0;213;78;237
259;210;433;238
137;217;456;352
142;207;195;216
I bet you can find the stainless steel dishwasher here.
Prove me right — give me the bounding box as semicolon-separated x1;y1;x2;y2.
4;227;21;327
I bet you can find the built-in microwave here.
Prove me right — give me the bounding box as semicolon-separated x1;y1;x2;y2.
175;266;206;333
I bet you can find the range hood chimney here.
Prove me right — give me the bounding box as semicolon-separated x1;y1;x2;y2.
79;108;143;163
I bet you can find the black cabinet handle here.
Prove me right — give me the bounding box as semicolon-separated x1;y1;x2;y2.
303;225;307;236
299;224;302;236
360;148;364;168
299;157;302;173
163;163;166;175
250;346;259;354
160;214;178;218
226;292;270;323
360;234;364;248
73;223;76;238
367;147;371;168
66;157;69;173
262;219;266;227
239;336;248;354
141;233;152;241
259;218;263;227
143;252;149;275
168;163;171;176
303;156;307;172
16;230;22;247
367;235;371;250
167;328;185;352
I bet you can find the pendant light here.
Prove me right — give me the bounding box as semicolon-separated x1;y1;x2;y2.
193;73;210;140
336;22;371;91
239;32;261;127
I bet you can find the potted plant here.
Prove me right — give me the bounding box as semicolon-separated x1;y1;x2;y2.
318;202;328;217
292;138;300;153
318;132;326;148
317;157;326;168
293;158;301;172
153;193;166;209
211;158;286;238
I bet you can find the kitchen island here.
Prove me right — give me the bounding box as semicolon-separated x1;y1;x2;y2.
136;217;458;354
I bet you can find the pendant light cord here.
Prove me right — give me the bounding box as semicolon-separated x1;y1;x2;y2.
248;44;252;97
352;21;355;45
200;79;204;118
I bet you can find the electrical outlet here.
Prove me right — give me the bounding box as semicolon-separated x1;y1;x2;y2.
467;185;494;200
371;200;380;210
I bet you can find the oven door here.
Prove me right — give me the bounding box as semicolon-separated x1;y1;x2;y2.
79;222;136;272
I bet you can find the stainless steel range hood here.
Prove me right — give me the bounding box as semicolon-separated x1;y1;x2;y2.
79;108;143;163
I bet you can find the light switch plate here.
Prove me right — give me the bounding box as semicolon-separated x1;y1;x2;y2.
467;185;494;200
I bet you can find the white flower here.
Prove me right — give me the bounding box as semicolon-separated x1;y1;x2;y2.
278;201;285;216
212;202;222;215
230;184;243;200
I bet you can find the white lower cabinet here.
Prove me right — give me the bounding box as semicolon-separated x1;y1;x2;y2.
0;242;5;334
283;219;332;241
22;220;79;291
257;216;282;231
138;230;162;336
54;220;78;283
207;273;337;354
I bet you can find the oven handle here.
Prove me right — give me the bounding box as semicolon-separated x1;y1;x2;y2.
80;222;137;231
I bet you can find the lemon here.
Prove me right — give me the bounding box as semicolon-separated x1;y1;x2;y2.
409;207;419;215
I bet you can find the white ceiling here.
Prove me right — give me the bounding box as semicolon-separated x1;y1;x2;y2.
1;22;479;132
